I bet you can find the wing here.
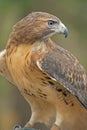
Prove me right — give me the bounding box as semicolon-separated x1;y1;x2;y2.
37;45;87;109
0;49;15;85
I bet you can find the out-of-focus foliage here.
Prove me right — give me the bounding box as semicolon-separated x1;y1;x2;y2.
0;0;87;130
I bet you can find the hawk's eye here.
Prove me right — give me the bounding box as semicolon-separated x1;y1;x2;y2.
48;20;56;26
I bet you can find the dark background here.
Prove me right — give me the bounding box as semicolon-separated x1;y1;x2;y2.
0;0;87;130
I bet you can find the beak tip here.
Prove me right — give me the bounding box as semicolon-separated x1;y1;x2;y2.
64;28;68;38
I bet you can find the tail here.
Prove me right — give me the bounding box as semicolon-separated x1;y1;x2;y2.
61;109;87;130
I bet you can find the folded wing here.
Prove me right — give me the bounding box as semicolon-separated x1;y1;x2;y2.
37;45;87;109
0;49;15;85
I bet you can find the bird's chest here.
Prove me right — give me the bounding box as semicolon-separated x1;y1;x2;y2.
6;44;72;106
6;45;58;102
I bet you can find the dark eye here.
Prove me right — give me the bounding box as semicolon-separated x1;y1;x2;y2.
48;20;56;26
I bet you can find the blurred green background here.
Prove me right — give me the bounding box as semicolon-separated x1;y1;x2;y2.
0;0;87;130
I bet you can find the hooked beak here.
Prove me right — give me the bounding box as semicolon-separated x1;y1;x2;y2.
56;21;68;38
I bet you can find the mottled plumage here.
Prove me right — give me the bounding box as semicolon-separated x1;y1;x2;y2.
0;12;87;130
38;45;87;108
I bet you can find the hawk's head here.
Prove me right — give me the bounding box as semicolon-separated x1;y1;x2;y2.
9;12;68;44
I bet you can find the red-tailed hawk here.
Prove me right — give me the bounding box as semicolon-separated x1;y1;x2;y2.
0;12;87;130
